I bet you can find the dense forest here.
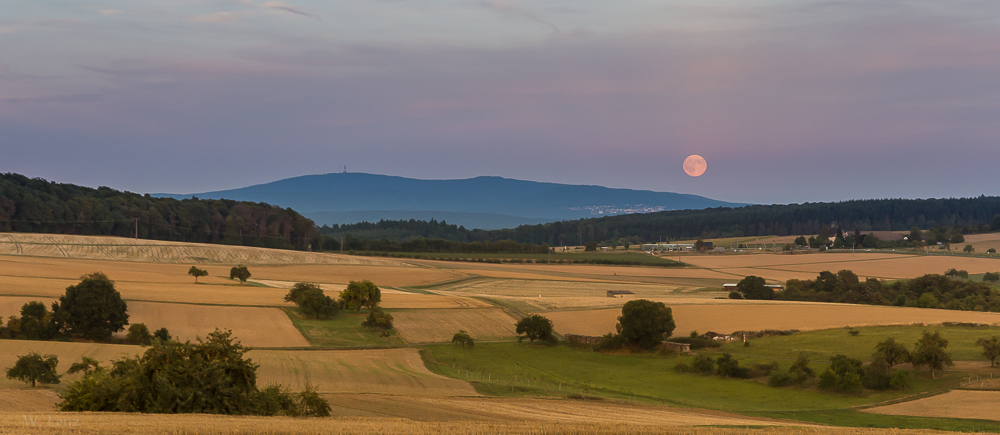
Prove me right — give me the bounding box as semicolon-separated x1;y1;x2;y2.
323;197;1000;246
0;173;318;250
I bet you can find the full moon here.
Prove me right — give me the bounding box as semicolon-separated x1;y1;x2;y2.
683;155;707;177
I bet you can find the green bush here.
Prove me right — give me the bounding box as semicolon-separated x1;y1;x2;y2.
126;323;152;345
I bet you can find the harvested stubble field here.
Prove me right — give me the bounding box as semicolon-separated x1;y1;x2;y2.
545;303;1000;338
864;390;1000;422
0;233;403;266
392;308;519;343
0;389;60;412
321;395;813;426
123;301;309;347
250;348;476;396
10;412;960;435
426;277;688;298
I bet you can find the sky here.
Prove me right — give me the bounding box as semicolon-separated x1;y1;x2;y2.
1;0;999;204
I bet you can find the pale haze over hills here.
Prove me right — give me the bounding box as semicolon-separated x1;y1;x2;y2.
157;172;743;229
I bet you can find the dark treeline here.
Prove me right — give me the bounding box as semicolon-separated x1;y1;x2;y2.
322;197;1000;246
0;173;317;250
771;270;1000;312
319;219;475;242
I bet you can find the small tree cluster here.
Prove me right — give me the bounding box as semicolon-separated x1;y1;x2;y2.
361;307;394;335
338;280;381;314
58;329;330;416
675;353;778;380
1;273;132;343
284;283;338;319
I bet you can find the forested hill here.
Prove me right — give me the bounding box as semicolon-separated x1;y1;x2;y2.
0;173;318;250
323;197;1000;246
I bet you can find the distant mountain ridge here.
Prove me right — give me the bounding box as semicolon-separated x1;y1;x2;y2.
157;173;743;229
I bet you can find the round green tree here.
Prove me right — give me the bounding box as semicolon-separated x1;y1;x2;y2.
55;272;129;341
515;314;553;344
615;299;676;349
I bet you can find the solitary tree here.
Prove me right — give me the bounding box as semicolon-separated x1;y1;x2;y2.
911;331;953;379
736;275;773;300
874;338;910;368
6;353;60;387
187;266;208;283
451;330;475;348
515;314;553;344
988;248;997;255
338;280;381;314
983;272;1000;283
964;244;975;253
977;336;1000;367
229;265;251;284
54;272;129;341
615;299;676;349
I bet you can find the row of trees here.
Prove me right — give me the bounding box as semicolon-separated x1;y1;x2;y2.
730;270;1000;312
284;280;394;334
0;173;317;250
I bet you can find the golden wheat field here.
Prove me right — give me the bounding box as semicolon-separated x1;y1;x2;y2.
250;348;477;396
864;390;1000;421
392;309;519;343
0;233;406;266
545;303;1000;338
122;302;309;347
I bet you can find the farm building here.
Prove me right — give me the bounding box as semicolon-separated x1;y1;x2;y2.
607;290;635;298
641;243;694;252
661;342;691;353
565;334;602;345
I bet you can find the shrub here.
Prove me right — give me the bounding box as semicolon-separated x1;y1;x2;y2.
692;355;716;374
768;371;795;387
889;370;914;390
153;327;171;342
126;323;152;345
361;307;394;332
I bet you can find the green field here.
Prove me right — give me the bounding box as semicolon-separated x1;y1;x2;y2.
421;325;1000;432
421;342;934;411
282;308;405;348
350;251;684;267
715;324;1000;363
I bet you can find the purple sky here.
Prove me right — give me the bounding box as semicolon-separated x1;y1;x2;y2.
2;0;999;204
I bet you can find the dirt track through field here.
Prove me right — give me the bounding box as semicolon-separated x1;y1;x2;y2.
545;303;1000;337
864;390;1000;421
